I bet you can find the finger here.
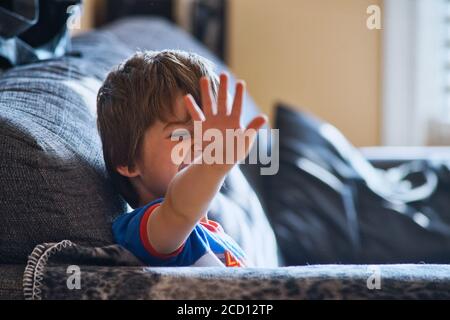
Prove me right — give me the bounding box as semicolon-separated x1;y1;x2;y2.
184;94;205;122
200;76;215;116
231;80;245;119
242;115;268;157
245;114;268;132
217;73;228;115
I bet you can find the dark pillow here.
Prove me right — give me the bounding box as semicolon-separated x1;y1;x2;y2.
268;103;450;265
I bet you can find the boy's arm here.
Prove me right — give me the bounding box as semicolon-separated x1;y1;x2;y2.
144;73;267;255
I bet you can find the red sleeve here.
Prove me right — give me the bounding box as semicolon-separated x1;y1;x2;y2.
139;202;185;259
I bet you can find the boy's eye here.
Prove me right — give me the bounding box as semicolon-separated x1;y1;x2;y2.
170;129;191;141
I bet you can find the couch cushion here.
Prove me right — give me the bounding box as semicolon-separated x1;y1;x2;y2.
0;265;24;300
0;33;132;263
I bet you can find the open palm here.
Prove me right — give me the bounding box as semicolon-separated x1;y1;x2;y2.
183;73;267;166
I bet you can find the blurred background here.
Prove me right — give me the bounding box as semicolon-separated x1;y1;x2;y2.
73;0;447;148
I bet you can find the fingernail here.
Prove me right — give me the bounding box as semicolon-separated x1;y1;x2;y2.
237;80;246;88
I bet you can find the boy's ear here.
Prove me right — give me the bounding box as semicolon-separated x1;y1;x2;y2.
116;164;140;178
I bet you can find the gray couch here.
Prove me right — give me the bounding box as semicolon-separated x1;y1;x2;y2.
1;17;450;300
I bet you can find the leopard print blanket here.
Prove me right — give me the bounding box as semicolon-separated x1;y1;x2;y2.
23;240;450;300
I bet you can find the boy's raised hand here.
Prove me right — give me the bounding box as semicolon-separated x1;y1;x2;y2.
183;73;268;168
146;75;268;256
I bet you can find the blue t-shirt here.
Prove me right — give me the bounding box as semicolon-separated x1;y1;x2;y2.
112;198;248;267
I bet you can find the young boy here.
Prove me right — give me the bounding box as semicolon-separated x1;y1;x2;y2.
96;50;267;267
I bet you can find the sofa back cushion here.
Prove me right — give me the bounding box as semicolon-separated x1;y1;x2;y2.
0;31;136;263
0;62;127;263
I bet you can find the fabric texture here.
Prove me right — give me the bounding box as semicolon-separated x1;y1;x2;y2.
0;37;130;264
22;240;450;300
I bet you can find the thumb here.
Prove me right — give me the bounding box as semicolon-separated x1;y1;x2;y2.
245;114;268;132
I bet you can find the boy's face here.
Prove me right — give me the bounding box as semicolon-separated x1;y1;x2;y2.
119;92;195;206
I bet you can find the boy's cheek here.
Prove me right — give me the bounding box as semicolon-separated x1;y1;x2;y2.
169;139;193;158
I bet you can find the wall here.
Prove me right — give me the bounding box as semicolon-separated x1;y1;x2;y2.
227;0;382;146
70;0;106;35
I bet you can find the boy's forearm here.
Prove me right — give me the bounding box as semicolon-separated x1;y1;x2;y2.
163;161;231;224
144;161;231;255
143;74;265;255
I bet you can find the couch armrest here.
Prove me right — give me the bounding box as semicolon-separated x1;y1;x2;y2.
360;146;450;169
25;264;450;300
0;265;25;300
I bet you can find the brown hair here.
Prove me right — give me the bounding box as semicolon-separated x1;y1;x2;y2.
97;49;219;208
